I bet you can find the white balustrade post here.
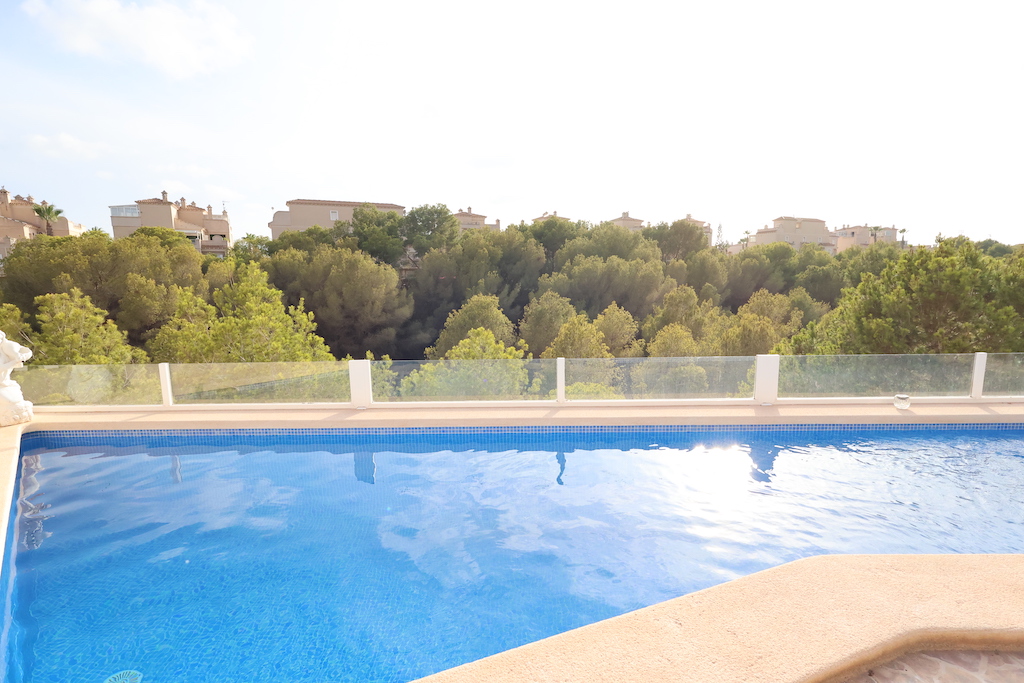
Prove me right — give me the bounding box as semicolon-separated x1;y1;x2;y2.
158;362;174;407
970;352;988;399
556;357;567;403
754;354;780;405
349;359;373;409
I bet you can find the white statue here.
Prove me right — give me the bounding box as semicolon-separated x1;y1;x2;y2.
0;331;33;426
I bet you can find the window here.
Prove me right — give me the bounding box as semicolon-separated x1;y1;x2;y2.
109;205;140;217
330;210;339;221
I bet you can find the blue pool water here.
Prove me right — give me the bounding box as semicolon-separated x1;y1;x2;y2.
4;425;1024;682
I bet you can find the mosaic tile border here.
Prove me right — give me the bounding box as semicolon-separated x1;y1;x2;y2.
19;422;1024;444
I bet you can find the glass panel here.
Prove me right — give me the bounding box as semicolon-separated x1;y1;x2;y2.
982;353;1024;396
778;354;974;398
565;357;756;399
371;359;555;401
13;364;162;405
170;361;350;404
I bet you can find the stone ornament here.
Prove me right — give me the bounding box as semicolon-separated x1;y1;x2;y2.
0;331;33;426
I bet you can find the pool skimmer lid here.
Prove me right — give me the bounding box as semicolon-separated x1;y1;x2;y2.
103;671;142;683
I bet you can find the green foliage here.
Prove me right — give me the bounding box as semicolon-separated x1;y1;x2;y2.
541;314;612;359
518;291;577;357
642;218;708;261
538;255;675;320
399;328;536;399
0;304;33;347
405;229;545;356
402;204;460;254
520;216;583;261
594;303;643;357
783;238;1024;354
554;223;661;269
33;203;63;235
835;242;902;287
265;245;413;358
147;263;334;362
426;294;516;360
33;289;146;364
975;238;1014;258
230;234;271;263
647;323;700;357
346;204;405;264
685;249;729;299
131;226;192;248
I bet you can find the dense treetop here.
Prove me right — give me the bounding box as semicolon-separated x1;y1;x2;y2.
0;203;1018;365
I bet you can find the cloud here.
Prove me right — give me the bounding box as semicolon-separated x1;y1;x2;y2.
28;132;107;159
20;0;252;80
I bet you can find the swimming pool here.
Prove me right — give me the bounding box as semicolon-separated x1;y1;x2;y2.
4;425;1024;683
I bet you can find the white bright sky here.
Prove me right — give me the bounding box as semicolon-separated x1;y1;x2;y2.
2;0;1022;245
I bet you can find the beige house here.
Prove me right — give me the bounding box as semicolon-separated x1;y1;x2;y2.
831;224;899;253
454;207;500;233
533;211;569;223
268;199;405;240
0;186;85;257
110;190;233;257
749;216;836;253
609;212;645;232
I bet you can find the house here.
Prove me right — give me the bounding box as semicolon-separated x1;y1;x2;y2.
609;212;645;232
268;199;405;240
533;211;570;223
110;190;233;257
749;216;836;253
0;186;85;257
831;224;899;253
454;207;500;233
680;214;714;246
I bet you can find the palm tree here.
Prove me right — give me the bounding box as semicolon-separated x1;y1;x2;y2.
899;228;907;249
869;226;880;244
742;230;751;250
33;203;63;237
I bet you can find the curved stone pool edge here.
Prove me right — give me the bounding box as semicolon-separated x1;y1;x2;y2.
4;403;1024;683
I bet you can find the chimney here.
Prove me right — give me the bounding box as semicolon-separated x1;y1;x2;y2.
0;187;8;207
622;212;628;218
553;211;558;217
495;219;500;230
468;206;472;213
161;190;168;202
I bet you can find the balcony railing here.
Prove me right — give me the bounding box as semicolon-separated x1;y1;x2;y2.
11;352;1024;410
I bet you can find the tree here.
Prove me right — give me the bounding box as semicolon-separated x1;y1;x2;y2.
32;289;145;364
642;218;708;262
399;328;534;400
537;255;676;320
401;204;460;254
594;303;643;357
265;245;413;359
33;203;63;236
784;237;1024;354
231;234;271;263
518;291;577;357
520;216;583;262
555;223;661;269
346;204;405;264
647;323;700;357
541;315;612;359
147;263;334;362
426;294;516;360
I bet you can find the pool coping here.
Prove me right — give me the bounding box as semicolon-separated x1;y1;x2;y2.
3;404;1024;683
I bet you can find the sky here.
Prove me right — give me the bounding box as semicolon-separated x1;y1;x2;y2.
2;0;1022;246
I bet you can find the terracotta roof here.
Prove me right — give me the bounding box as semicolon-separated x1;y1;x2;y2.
180;204;205;212
455;211;486;217
136;198;170;204
287;199;404;210
773;216;825;223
